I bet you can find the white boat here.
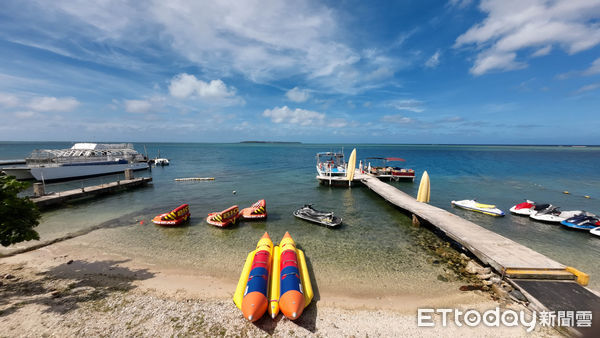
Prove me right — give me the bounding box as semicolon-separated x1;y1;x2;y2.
451;199;505;217
17;143;148;181
316;151;348;185
529;206;583;223
153;158;170;166
590;227;600;237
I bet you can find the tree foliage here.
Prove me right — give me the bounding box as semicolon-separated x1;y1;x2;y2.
0;175;41;246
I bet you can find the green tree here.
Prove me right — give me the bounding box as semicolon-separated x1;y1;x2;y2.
0;176;41;246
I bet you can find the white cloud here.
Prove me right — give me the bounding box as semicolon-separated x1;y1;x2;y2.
583;57;600;76
385;99;425;113
448;0;473;8
575;82;600;94
381;114;415;124
14;111;38;119
125;99;153;113
262;106;325;126
531;45;552;57
286;87;310;103
29;96;80;112
168;73;238;102
455;0;600;75
0;93;19;107
425;50;441;68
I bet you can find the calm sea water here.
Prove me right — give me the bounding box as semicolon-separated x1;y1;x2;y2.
1;142;600;292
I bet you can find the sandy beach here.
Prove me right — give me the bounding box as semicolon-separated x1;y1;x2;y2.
0;226;560;337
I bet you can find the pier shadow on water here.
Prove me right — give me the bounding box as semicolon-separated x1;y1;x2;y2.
0;259;154;317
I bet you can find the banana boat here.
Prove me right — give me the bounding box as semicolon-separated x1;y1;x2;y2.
233;232;273;322
276;232;313;320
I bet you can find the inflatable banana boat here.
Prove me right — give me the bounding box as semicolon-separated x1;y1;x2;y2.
152;204;190;226
206;205;239;227
233;232;273;322
239;199;267;220
233;232;313;321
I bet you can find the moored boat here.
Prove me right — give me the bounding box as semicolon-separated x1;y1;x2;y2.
206;205;240;227
239;199;267;220
530;206;583;223
152;204;190;226
10;143;148;181
293;205;342;227
509;200;550;216
560;213;600;231
315;151;348;185
364;157;415;181
451;199;505;217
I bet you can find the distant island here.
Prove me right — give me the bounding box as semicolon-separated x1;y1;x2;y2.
240;141;302;144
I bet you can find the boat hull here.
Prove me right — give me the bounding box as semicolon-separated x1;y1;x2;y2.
30;162;149;181
1;167;34;180
591;227;600;237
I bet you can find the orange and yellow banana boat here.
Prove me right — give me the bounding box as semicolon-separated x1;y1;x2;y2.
233;232;273;322
239;199;267;220
152;204;190;226
206;205;239;227
277;232;313;320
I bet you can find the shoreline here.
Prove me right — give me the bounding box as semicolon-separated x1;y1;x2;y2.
0;228;559;336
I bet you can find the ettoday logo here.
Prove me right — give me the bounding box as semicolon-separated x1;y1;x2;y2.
418;308;536;332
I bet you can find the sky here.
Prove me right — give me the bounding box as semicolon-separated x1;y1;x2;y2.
0;0;599;144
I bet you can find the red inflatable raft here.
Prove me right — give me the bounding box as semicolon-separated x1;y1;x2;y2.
240;199;267;220
152;204;190;226
207;205;240;227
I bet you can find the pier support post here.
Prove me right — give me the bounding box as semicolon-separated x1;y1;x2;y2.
412;214;420;227
33;183;45;197
124;169;134;180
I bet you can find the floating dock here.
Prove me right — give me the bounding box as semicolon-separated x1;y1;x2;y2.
357;173;600;334
30;177;152;208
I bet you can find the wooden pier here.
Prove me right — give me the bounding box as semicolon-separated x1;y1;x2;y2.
30;177;152;208
357;173;570;277
358;172;600;334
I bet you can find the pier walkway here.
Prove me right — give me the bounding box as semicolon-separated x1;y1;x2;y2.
30;177;152;208
357;173;568;276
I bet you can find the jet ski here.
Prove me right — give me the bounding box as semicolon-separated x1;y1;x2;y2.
451;200;505;217
590;227;600;237
530;205;583;223
509;200;550;216
293;205;342;228
561;213;600;231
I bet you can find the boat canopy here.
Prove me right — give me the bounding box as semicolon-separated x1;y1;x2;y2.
317;152;344;157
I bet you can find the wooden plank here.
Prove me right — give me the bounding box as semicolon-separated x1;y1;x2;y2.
358;174;566;272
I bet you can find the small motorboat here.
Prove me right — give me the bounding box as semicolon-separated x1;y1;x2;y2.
590;227;600;237
561;213;600;231
451;200;505;217
207;205;240;227
152;204;190;226
293;205;342;228
530;206;583;223
239;199;267;220
509;200;550;216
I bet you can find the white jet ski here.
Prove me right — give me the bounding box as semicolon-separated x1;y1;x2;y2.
509;200;551;216
530;205;583;223
451;200;505;217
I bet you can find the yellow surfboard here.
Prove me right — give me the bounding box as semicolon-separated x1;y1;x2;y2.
416;170;430;203
346;148;357;182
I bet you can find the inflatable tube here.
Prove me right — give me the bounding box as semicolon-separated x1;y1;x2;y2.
233;232;273;322
239;199;267;220
152;204;190;226
268;245;280;318
206;205;239;227
278;232;313;320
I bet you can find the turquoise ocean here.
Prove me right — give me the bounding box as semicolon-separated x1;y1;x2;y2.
1;142;600;293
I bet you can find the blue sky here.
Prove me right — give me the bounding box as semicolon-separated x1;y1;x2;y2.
1;0;599;144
